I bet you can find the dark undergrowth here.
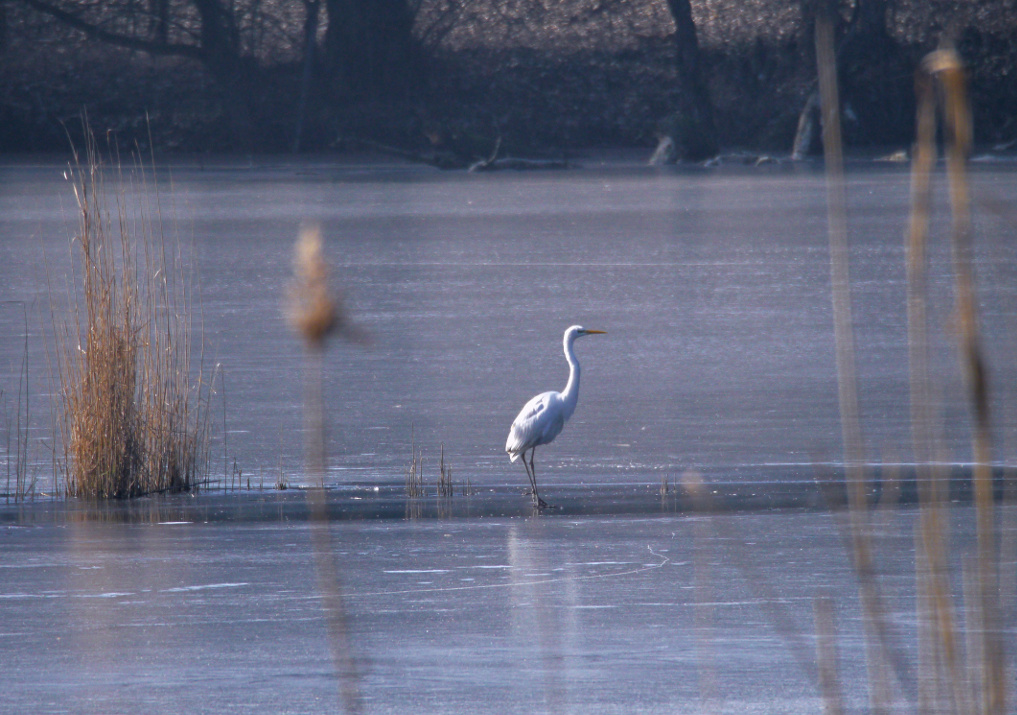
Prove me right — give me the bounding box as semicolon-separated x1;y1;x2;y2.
2;2;1017;156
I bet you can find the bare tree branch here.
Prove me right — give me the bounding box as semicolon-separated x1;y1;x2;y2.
16;0;204;60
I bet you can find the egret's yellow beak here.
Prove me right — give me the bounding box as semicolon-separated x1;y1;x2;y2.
583;329;606;335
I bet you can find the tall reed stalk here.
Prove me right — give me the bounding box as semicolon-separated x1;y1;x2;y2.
56;131;211;498
814;3;1009;710
907;48;1006;715
2;301;30;501
287;225;363;713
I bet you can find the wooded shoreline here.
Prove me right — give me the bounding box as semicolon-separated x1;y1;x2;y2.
1;1;1015;158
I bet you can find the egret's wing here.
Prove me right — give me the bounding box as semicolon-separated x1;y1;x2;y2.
506;391;564;458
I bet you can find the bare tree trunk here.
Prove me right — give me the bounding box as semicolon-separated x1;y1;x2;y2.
292;0;321;153
792;89;820;159
323;0;420;102
0;2;9;54
149;0;168;44
793;0;911;156
192;0;256;149
661;0;718;161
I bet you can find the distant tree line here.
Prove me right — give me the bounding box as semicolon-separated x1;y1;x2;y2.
5;0;423;150
0;0;1015;158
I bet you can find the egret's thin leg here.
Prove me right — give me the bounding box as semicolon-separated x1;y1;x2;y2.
520;451;537;504
520;453;536;498
528;449;548;509
524;449;541;500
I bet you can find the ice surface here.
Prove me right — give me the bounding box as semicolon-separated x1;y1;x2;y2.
4;160;1017;490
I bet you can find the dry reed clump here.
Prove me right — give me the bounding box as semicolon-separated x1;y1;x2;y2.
404;436;462;499
437;442;454;497
405;428;424;498
57;133;211;498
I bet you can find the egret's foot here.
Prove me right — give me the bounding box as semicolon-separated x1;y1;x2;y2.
524;488;553;510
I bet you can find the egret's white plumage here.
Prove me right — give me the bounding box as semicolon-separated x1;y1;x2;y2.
506;325;605;508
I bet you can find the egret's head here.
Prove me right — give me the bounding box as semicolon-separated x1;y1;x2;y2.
566;325;607;341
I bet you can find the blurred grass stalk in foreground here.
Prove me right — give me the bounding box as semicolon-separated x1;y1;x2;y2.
908;47;1006;715
287;225;362;713
816;0;1009;709
817;8;919;713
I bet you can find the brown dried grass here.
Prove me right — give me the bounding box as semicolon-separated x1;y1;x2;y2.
56;131;211;498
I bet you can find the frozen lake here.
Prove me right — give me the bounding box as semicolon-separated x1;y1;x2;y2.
2;155;1017;713
2;496;1014;714
3;155;1017;493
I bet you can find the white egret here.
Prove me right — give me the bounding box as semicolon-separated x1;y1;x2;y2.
505;325;606;508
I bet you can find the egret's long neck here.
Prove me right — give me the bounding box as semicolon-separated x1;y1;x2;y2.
561;334;581;419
